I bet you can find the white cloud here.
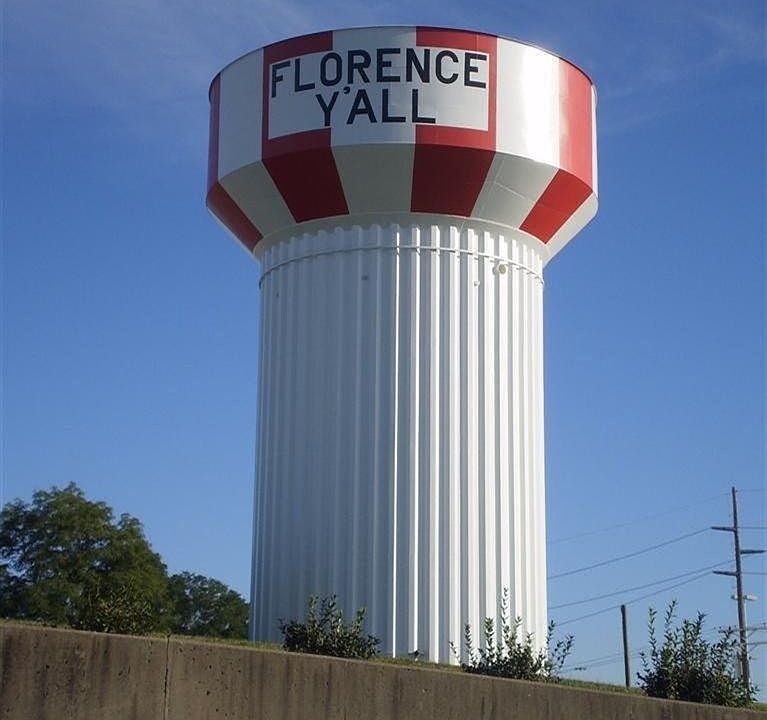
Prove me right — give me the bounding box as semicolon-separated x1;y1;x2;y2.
580;1;765;134
4;0;763;148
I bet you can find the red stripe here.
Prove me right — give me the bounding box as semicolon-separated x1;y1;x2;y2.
263;31;333;64
207;75;220;192
519;170;591;242
261;32;348;223
411;147;496;216
415;27;494;51
207;182;263;252
264;145;349;223
559;61;593;188
411;29;497;215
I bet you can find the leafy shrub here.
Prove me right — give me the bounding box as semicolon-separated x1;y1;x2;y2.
452;588;573;682
279;595;379;660
638;601;755;707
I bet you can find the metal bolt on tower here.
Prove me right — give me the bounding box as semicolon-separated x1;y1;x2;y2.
207;26;598;663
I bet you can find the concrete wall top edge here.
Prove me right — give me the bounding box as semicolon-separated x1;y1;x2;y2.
2;623;763;720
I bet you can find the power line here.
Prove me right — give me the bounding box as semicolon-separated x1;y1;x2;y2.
564;656;640;672
549;492;727;545
548;560;731;610
562;657;625;672
562;651;643;673
562;624;736;674
548;528;709;580
564;650;628;667
554;571;713;627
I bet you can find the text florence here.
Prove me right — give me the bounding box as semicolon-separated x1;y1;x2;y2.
270;47;488;126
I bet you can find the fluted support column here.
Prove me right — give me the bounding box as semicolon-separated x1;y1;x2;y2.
251;218;547;663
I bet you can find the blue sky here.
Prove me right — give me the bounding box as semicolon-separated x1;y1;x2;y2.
3;0;765;691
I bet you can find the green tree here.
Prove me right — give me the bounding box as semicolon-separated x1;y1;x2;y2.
168;572;248;638
0;483;171;634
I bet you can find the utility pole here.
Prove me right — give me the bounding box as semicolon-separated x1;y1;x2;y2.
712;486;764;689
620;604;630;687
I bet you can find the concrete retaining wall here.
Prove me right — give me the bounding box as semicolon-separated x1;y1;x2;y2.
1;624;763;719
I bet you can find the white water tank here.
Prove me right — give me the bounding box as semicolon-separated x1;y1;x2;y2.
207;26;597;663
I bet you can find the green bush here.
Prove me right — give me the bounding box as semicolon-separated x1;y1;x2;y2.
638;601;756;707
453;588;573;682
279;595;379;660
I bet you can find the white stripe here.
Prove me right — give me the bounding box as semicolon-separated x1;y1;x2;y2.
220;163;293;238
496;40;560;166
218;50;263;177
334;144;414;214
472;153;557;227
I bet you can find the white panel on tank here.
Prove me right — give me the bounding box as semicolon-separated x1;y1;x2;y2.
218;50;263;177
266;28;490;145
333;144;415;214
496;41;560;166
330;27;417;147
220;163;294;233
472;154;557;228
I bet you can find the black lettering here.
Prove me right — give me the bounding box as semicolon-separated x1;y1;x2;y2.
294;57;315;92
381;89;405;123
405;48;430;82
436;50;459;83
347;50;371;84
347;88;377;124
376;48;401;82
464;52;487;88
270;60;290;98
315;92;339;126
411;88;436;124
320;52;342;86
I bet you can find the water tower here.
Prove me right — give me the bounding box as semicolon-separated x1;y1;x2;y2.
207;26;597;663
